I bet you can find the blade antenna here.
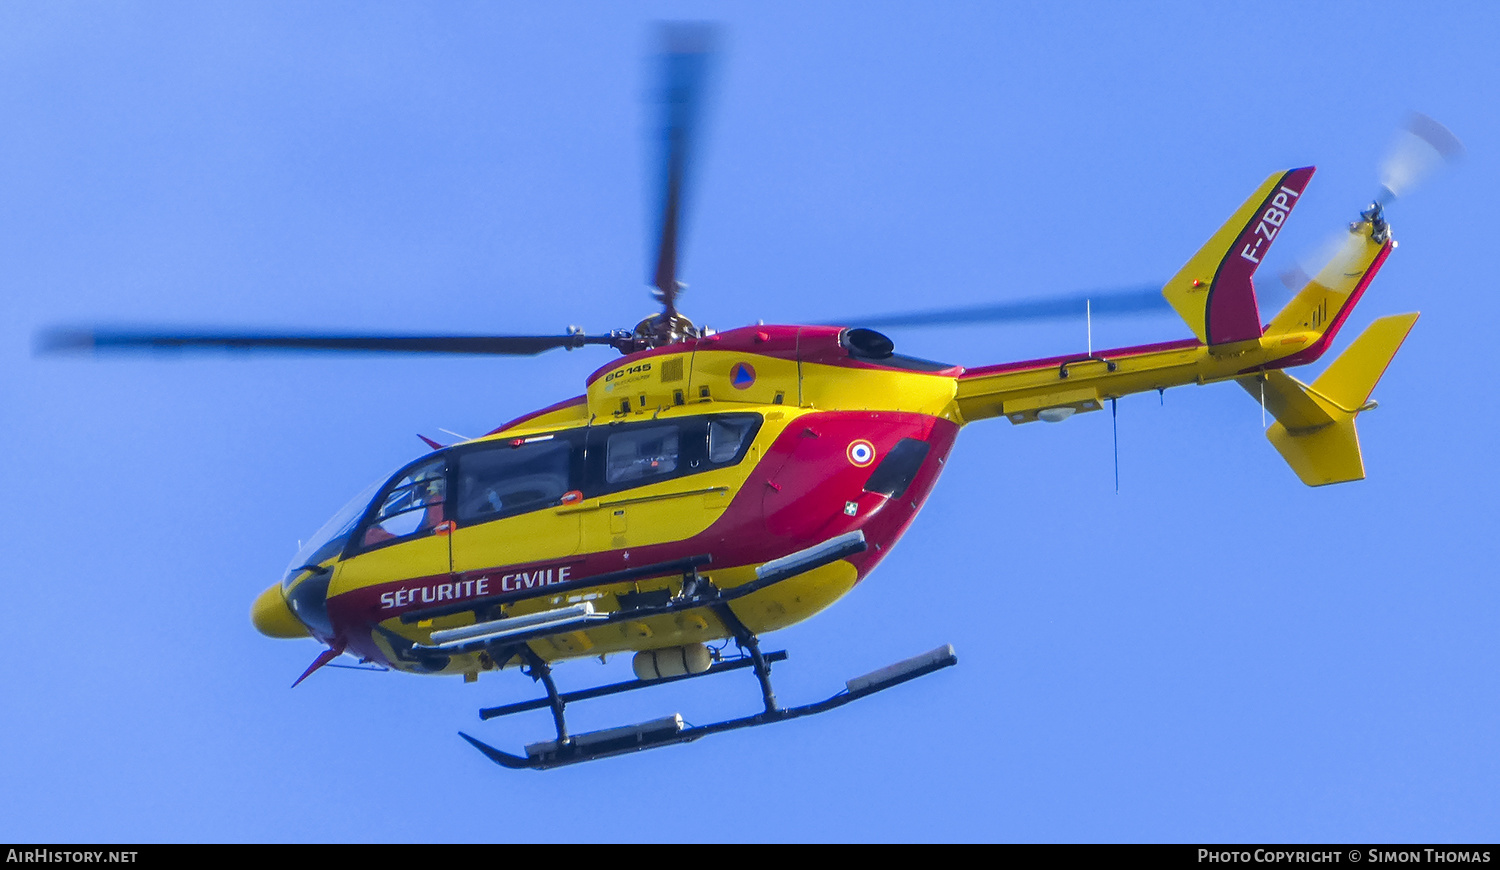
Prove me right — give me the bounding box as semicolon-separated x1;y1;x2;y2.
1111;397;1119;494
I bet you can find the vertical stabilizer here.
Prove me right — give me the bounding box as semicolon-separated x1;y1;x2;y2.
1163;167;1315;346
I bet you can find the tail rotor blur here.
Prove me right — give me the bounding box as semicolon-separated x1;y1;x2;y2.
1280;112;1462;292
1378;112;1464;206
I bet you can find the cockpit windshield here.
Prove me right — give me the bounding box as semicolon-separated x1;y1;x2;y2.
357;456;447;549
283;476;385;586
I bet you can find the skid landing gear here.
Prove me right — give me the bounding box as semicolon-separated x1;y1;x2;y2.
459;639;959;771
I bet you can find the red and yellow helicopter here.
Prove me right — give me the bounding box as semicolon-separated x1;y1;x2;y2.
40;29;1459;770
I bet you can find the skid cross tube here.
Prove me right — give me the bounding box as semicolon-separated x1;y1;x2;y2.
518;645;569;746
714;603;777;714
479;650;790;720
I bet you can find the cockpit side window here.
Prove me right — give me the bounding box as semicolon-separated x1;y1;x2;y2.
354;456;448;552
454;438;574;525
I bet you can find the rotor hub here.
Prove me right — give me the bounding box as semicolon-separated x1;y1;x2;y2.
632;311;698;349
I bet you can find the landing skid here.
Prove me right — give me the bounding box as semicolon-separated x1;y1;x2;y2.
459;641;958;770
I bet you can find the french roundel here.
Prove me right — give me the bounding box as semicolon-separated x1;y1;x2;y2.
847;440;876;467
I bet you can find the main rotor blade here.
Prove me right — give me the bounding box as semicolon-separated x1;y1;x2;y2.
835;285;1170;330
35;329;623;356
650;23;718;317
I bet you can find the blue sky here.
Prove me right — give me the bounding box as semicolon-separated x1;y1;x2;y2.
3;1;1497;843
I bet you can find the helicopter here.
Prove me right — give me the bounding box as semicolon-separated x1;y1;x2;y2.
38;27;1459;771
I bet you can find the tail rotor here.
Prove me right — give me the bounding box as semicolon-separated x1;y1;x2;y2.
1378;111;1465;206
1279;112;1463;293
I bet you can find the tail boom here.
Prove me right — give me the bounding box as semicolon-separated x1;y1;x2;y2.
951;175;1412;487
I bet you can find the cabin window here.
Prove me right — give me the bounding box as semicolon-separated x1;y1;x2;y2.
358;457;448;549
454;438;573;524
606;424;680;484
708;416;758;463
591;413;762;493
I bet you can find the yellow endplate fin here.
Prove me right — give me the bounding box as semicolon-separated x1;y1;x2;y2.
1266;417;1365;487
1311;312;1420;411
1240;313;1418;486
1163;168;1314;345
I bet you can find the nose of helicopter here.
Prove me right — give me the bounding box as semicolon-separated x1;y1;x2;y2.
252;583;311;639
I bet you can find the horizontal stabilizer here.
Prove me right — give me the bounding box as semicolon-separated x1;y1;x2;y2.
1253;370;1336;432
1240;313;1418;486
